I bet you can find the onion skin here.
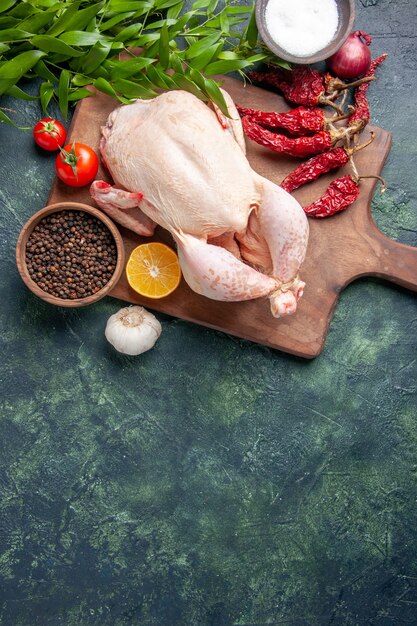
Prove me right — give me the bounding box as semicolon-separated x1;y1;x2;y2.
327;31;372;79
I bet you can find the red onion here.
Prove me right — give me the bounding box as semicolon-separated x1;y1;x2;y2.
327;31;372;79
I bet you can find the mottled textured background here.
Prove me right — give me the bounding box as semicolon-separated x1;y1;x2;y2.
1;1;417;624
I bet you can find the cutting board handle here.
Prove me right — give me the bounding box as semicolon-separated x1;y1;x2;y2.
360;223;417;291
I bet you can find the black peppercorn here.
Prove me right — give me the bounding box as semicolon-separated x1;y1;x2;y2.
25;210;118;300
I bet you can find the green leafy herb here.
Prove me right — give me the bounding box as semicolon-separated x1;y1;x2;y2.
58;67;70;119
0;49;46;95
0;0;287;127
39;80;54;111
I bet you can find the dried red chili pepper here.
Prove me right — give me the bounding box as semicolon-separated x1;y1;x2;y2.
236;105;325;136
280;148;350;192
248;66;331;108
280;134;375;193
242;116;355;159
247;66;373;111
303;175;360;218
348;53;388;132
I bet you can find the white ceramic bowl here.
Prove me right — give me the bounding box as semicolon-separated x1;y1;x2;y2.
255;0;356;65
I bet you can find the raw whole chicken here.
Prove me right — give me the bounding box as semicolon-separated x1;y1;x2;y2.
90;89;309;317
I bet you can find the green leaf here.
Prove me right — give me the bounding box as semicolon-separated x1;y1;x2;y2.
88;63;111;80
39;80;54;112
188;42;222;72
19;10;56;33
79;40;113;74
244;52;268;64
155;0;184;8
158;22;170;70
131;70;159;91
184;32;222;60
166;10;196;38
108;1;154;12
0;17;17;29
61;2;104;33
191;0;211;8
204;58;256;76
171;72;206;101
27;0;57;8
113;78;157;98
166;2;183;19
170;53;183;74
244;6;258;48
34;59;58;83
113;23;142;42
59;30;108;46
207;0;219;13
46;2;103;37
203;77;228;115
31;35;85;57
46;0;83;37
0;28;32;42
98;12;136;31
68;87;93;102
188;67;207;90
183;28;216;38
217;50;244;60
219;10;229;33
204;14;247;32
145;63;173;89
199;15;221;29
0;43;10;53
72;74;93;87
133;32;160;46
0;49;46;95
93;76;121;100
225;6;252;15
0;1;17;14
107;55;155;79
143;18;177;30
5;85;38;100
8;3;40;19
58;67;69;119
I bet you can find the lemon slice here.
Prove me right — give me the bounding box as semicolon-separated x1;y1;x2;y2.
126;242;181;299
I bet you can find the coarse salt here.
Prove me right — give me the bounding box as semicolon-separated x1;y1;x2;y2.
265;0;339;57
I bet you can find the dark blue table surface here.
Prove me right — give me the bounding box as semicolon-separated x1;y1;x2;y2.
1;1;417;624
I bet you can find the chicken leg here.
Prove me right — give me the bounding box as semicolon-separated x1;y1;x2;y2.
90;181;157;236
174;230;279;302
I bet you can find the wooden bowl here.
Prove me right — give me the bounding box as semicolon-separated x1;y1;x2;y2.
16;201;125;307
256;0;355;65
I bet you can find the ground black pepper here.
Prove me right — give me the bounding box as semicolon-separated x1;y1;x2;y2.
25;210;117;300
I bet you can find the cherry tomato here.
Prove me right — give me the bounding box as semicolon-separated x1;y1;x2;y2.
55;142;99;187
33;117;67;151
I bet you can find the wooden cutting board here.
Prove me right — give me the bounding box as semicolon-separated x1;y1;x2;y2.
47;76;417;358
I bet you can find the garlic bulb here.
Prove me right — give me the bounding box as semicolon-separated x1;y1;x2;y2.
105;305;162;355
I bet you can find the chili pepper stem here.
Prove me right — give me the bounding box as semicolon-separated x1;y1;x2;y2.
329;110;351;123
328;100;355;124
321;98;344;115
358;174;387;192
330;125;358;144
346;131;375;155
331;75;376;93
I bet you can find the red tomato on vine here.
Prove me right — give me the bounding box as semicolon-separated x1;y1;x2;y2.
55;143;99;187
33;118;67;151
